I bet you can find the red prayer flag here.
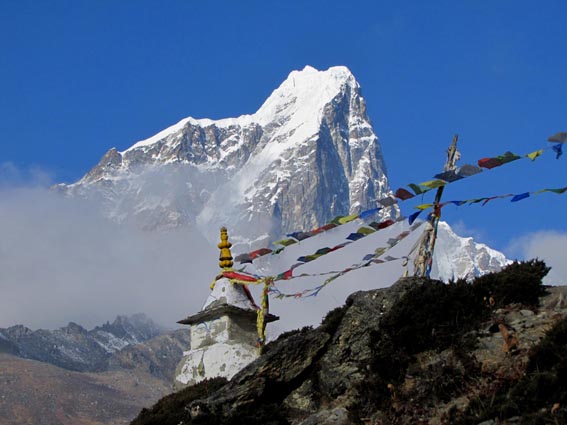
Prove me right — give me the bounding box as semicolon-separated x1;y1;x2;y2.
395;188;415;200
223;271;259;282
478;157;503;169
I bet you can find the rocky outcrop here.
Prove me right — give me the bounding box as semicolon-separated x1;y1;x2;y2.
130;262;567;425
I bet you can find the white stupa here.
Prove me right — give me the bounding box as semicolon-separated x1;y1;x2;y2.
173;227;278;390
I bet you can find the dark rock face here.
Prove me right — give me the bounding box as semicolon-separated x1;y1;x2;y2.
314;278;418;401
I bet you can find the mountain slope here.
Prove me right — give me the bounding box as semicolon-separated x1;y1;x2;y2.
0;314;164;372
0;327;190;425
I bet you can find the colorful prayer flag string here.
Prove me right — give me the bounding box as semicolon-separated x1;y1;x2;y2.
411;185;567;213
234;139;563;266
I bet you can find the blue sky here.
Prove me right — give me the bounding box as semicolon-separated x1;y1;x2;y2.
1;1;565;261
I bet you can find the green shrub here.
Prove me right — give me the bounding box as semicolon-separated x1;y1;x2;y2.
471;259;549;308
320;304;349;335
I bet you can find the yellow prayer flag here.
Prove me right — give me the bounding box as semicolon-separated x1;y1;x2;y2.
415;203;434;211
338;213;359;224
526;149;543;161
419;179;447;189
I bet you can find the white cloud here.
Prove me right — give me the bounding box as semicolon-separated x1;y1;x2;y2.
0;186;217;330
506;231;567;285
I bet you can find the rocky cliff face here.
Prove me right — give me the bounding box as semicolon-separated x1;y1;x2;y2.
57;66;393;246
130;261;567;425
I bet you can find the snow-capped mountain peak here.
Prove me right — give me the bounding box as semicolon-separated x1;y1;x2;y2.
60;65;392;244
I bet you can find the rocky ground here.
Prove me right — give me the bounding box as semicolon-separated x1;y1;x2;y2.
130;260;567;425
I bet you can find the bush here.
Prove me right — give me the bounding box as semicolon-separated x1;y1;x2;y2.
471;259;549;308
379;279;489;355
320;304;349;335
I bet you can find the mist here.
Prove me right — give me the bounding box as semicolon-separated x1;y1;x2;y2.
0;184;217;330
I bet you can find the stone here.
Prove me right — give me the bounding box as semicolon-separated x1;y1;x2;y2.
297;407;352;425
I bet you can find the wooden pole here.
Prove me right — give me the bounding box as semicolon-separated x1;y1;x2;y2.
413;134;460;277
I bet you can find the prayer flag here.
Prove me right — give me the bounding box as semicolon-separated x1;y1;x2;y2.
395;188;415;200
338;213;359;224
548;132;567;143
312;223;336;234
434;170;463;183
415;203;434;211
408;210;422;225
346;232;365;241
235;253;253;263
546;187;567;194
457;164;482;177
419;179;447;189
359;207;381;219
378;196;397;207
526;149;543;161
274;238;297;247
357;226;376;235
223;271;260;282
330;216;344;225
511;192;530;202
496;151;521;164
408;183;426;195
249;248;272;259
478;157;503;169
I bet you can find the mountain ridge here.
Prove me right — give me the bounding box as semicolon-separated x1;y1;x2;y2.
0;313;166;372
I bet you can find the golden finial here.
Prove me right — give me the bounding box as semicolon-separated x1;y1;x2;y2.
218;227;233;270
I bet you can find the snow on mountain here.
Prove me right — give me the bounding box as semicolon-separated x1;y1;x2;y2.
57;65;393;246
432;222;510;281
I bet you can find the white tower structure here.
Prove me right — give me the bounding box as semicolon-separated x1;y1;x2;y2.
174;227;278;390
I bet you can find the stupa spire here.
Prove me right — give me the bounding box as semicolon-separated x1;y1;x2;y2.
218;227;233;270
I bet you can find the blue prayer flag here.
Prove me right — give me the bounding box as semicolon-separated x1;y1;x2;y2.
511;192;530;202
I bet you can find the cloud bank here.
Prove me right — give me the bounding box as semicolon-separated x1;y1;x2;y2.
0;182;217;330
